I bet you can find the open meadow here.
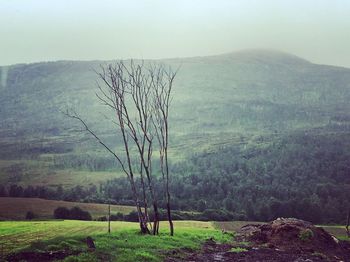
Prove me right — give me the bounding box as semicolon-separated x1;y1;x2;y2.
1;219;348;261
0;220;231;261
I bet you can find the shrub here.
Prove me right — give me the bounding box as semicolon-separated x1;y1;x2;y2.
25;211;35;220
299;229;314;241
53;206;92;220
200;209;234;221
54;207;70;219
124;211;139;222
69;206;92;221
110;212;124;221
96;216;107;221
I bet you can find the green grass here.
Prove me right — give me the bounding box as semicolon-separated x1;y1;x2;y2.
320;225;350;241
0;158;123;187
229;247;248;253
0;220;232;261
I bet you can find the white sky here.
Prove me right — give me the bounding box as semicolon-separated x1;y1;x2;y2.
1;0;350;67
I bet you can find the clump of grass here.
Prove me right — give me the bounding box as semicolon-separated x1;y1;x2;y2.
229;247;248;253
298;229;314;241
238;241;250;246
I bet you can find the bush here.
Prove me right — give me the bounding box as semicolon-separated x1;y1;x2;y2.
53;206;92;220
110;212;124;221
124;211;139;222
199;209;234;221
96;216;107;221
299;229;314;241
25;211;35;220
69;206;92;220
54;207;70;219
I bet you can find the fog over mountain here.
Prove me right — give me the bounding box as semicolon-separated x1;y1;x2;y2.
2;1;350;260
1;0;350;67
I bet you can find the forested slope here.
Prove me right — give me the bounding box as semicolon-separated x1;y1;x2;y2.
1;50;350;222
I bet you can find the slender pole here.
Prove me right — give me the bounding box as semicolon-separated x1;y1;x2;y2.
108;203;111;234
346;208;350;238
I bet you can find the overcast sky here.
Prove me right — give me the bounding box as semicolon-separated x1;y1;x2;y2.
1;0;350;67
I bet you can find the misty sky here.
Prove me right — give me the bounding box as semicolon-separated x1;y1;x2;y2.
1;0;350;67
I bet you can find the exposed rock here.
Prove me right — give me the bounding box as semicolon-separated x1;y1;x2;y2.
86;236;96;250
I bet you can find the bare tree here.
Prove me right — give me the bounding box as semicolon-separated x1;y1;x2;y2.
151;64;177;236
64;60;177;235
64;108;150;234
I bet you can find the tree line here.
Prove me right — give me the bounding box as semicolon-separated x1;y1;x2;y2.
2;129;349;225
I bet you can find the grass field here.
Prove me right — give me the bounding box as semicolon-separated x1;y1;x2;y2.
0;157;123;187
0;220;231;261
0;197;135;220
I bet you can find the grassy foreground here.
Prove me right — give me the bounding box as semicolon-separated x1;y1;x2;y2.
0;220;232;261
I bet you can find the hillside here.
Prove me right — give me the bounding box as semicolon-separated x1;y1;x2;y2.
0;197;135;220
1;50;350;161
0;50;350;223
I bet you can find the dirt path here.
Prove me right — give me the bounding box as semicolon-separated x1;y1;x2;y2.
165;239;349;262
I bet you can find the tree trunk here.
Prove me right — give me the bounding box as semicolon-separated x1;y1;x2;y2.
130;178;150;234
167;200;174;236
152;202;160;235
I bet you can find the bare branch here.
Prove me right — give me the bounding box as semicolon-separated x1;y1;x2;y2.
61;109;128;175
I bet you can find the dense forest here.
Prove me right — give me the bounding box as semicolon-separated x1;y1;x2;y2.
2;129;349;224
1;51;350;225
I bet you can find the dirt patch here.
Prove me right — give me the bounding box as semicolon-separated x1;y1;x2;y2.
237;218;349;256
166;218;350;262
6;250;81;262
165;239;329;262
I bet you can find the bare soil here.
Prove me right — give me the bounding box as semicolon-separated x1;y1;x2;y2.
166;218;350;262
5;250;81;262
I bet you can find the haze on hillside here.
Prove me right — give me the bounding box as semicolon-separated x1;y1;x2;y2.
1;0;350;68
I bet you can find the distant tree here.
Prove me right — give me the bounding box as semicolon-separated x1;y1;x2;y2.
53;207;70;219
110;212;124;221
124;210;140;222
25;211;35;220
197;200;207;212
56;185;63;198
0;185;8;197
9;184;23;197
53;206;92;220
69;206;92;220
23;186;35;197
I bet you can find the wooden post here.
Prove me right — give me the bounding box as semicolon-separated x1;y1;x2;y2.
108;204;111;234
346;208;350;238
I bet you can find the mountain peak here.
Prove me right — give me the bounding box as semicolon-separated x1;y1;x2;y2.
217;49;310;65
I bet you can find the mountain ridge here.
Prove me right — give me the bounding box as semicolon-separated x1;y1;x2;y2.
1;49;344;69
0;49;350;189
